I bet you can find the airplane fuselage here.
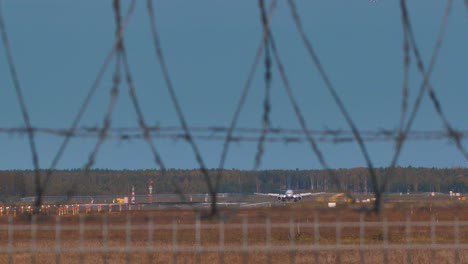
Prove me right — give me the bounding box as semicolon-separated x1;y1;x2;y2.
277;189;302;202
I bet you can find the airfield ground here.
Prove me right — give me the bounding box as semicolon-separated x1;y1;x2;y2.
0;195;467;263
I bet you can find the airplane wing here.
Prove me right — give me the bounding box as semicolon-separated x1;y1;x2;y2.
254;192;281;197
297;192;324;197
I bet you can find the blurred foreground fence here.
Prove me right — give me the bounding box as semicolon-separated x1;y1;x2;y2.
0;208;467;264
2;0;468;262
2;0;468;214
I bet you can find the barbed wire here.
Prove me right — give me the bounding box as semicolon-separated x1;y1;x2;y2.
267;5;348;202
0;0;42;212
382;0;458;195
38;0;138;209
287;0;382;210
83;0;124;172
146;0;220;217
1;0;467;215
214;0;278;201
254;0;273;171
1;126;466;143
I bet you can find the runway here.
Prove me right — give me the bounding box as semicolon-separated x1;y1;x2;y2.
8;193;324;215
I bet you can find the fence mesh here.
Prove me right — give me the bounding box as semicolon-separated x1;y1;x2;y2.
1;0;468;262
0;206;467;264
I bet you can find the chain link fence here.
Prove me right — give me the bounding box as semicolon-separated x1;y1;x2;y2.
0;205;467;264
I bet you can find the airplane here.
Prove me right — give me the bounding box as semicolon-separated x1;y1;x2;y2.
254;189;323;202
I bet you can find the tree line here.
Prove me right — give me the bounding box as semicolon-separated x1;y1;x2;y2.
0;167;467;199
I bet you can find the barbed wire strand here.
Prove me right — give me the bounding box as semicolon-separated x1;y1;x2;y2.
407;0;468;160
399;12;410;133
2;126;466;143
119;5;190;204
384;0;413;193
121;40;189;205
384;0;455;193
53;0;134;206
254;0;273;170
83;0;123;173
286;0;373;209
266;19;352;202
1;126;463;136
40;0;137;201
465;0;468;16
146;0;217;216
0;1;466;212
214;0;277;194
0;1;42;213
122;33;164;172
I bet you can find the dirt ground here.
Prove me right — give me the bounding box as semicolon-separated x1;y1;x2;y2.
0;200;467;263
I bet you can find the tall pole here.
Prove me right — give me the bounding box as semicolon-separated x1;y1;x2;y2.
148;179;153;203
131;185;135;204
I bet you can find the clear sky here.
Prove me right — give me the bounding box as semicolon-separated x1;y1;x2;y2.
1;1;468;170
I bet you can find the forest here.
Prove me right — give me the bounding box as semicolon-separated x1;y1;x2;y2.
0;167;467;199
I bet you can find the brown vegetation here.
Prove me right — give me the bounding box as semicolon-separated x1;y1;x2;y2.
0;201;467;263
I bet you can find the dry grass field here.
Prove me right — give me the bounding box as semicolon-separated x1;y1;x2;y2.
0;200;467;263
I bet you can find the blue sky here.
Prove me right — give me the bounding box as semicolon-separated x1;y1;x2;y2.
1;1;468;170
